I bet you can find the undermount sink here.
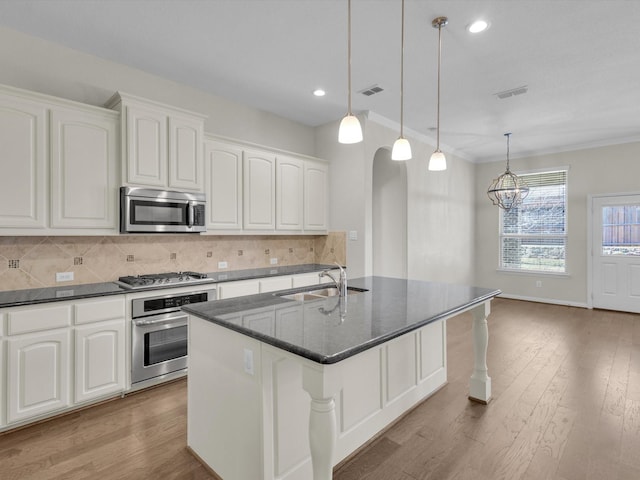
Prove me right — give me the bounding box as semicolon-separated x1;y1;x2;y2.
277;286;368;302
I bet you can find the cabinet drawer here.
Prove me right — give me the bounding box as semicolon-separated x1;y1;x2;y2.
259;276;293;293
217;280;260;299
74;298;125;325
7;304;72;335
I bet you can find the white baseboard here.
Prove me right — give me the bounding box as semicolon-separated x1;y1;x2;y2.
497;293;589;309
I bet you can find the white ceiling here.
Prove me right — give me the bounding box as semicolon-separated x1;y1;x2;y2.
1;0;639;163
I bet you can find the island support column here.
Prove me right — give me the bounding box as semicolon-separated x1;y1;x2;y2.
469;301;492;404
302;363;342;480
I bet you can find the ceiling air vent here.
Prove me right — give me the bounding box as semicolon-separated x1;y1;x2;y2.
495;85;528;99
359;84;384;96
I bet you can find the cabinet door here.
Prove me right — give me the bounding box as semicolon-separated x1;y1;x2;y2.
304;161;329;231
7;329;71;424
168;114;203;191
276;156;304;231
243;150;276;230
0;94;46;228
242;309;275;336
124;104;167;187
50;107;118;229
204;140;243;229
75;319;125;404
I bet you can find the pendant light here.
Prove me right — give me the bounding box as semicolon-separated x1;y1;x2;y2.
487;133;530;211
338;0;363;144
428;16;448;171
391;0;411;160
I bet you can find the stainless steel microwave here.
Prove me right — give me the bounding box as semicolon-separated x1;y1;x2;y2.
120;186;206;233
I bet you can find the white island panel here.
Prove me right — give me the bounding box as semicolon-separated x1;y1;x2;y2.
188;314;447;480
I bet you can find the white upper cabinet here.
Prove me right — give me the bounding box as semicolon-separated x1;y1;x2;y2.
276;156;304;231
123;103;167;187
304;160;329;231
107;92;206;192
50;106;119;229
0;92;47;228
0;84;120;234
204;137;329;235
243;149;276;230
204;139;243;230
168;114;203;190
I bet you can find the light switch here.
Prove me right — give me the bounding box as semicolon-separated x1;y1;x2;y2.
349;230;358;241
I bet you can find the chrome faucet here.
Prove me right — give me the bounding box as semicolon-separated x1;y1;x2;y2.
319;263;347;297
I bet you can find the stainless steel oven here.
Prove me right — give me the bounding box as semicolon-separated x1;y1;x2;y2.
131;287;216;388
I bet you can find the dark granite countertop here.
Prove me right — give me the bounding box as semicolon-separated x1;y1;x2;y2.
0;264;338;308
182;276;501;365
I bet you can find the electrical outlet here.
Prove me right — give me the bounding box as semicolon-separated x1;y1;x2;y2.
218;261;228;269
243;348;254;375
56;271;74;282
270;257;278;265
536;280;542;288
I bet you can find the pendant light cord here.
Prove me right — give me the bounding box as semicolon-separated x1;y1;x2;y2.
505;132;511;171
436;21;442;151
347;0;353;116
399;0;405;137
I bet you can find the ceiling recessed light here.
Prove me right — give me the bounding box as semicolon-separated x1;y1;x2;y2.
467;20;489;33
313;89;326;97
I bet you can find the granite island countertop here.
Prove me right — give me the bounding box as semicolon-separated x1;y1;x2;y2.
182;276;501;364
0;263;338;308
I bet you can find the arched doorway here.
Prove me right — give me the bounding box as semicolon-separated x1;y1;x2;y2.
372;147;408;278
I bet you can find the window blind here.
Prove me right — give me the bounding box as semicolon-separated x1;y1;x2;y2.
500;170;568;273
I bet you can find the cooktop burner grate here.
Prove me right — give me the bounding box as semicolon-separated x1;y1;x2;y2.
117;271;210;289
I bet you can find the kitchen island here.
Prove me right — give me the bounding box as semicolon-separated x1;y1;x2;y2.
183;276;500;480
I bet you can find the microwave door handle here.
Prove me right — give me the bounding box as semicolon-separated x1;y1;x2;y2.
187;203;194;227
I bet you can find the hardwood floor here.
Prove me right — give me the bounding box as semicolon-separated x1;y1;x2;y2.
2;298;640;479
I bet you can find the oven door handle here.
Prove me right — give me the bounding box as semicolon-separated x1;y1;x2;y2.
133;312;188;327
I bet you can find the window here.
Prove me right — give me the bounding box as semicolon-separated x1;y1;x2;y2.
602;204;640;256
499;169;567;273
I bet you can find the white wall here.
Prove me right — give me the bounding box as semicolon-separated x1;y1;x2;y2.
0;26;315;156
316;114;476;285
474;141;640;306
373;148;407;278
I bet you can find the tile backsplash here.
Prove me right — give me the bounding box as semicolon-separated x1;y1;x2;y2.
0;232;346;291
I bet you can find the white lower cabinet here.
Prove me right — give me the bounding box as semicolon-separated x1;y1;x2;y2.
217;279;260;299
74;319;125;404
6;328;72;424
291;272;321;288
258;276;293;293
218;269;333;299
1;296;125;430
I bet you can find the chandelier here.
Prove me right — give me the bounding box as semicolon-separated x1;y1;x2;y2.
487;133;529;211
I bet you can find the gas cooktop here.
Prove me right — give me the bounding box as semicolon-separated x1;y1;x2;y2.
117;271;211;289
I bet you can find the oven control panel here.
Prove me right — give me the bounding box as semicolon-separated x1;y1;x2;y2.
132;288;216;319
